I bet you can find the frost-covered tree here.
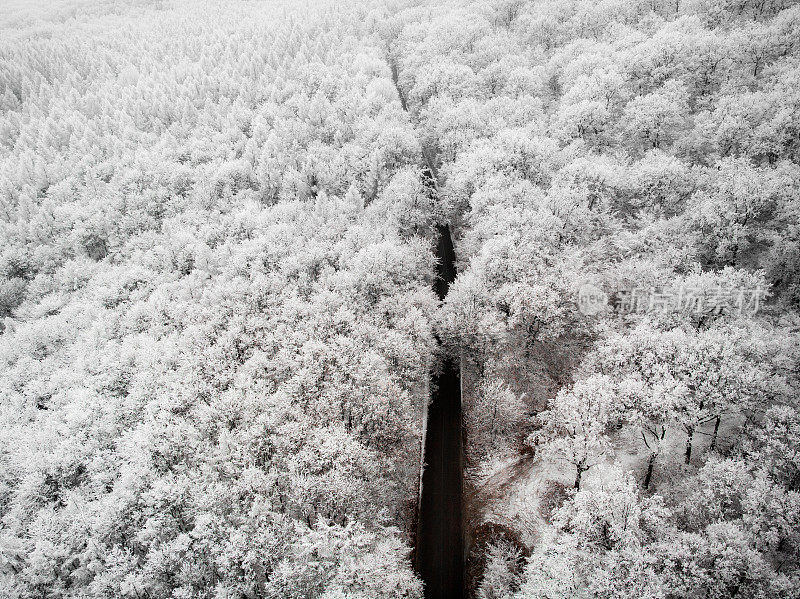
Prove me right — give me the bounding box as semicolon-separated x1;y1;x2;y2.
533;375;618;490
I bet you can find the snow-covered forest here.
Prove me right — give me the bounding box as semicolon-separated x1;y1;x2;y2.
1;0;798;597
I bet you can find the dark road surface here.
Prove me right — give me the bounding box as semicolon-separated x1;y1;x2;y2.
415;223;464;599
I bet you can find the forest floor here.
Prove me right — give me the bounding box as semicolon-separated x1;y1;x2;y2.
466;454;540;541
464;396;746;564
459;341;574;596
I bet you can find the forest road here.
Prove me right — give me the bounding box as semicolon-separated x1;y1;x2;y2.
415;223;465;599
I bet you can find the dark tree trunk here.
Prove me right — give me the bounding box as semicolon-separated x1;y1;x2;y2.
575;463;587;490
710;415;721;451
644;452;657;489
685;426;694;464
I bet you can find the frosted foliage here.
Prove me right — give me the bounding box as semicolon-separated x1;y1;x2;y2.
2;0;800;597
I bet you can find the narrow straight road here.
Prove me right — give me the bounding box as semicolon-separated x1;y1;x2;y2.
415;223;464;599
